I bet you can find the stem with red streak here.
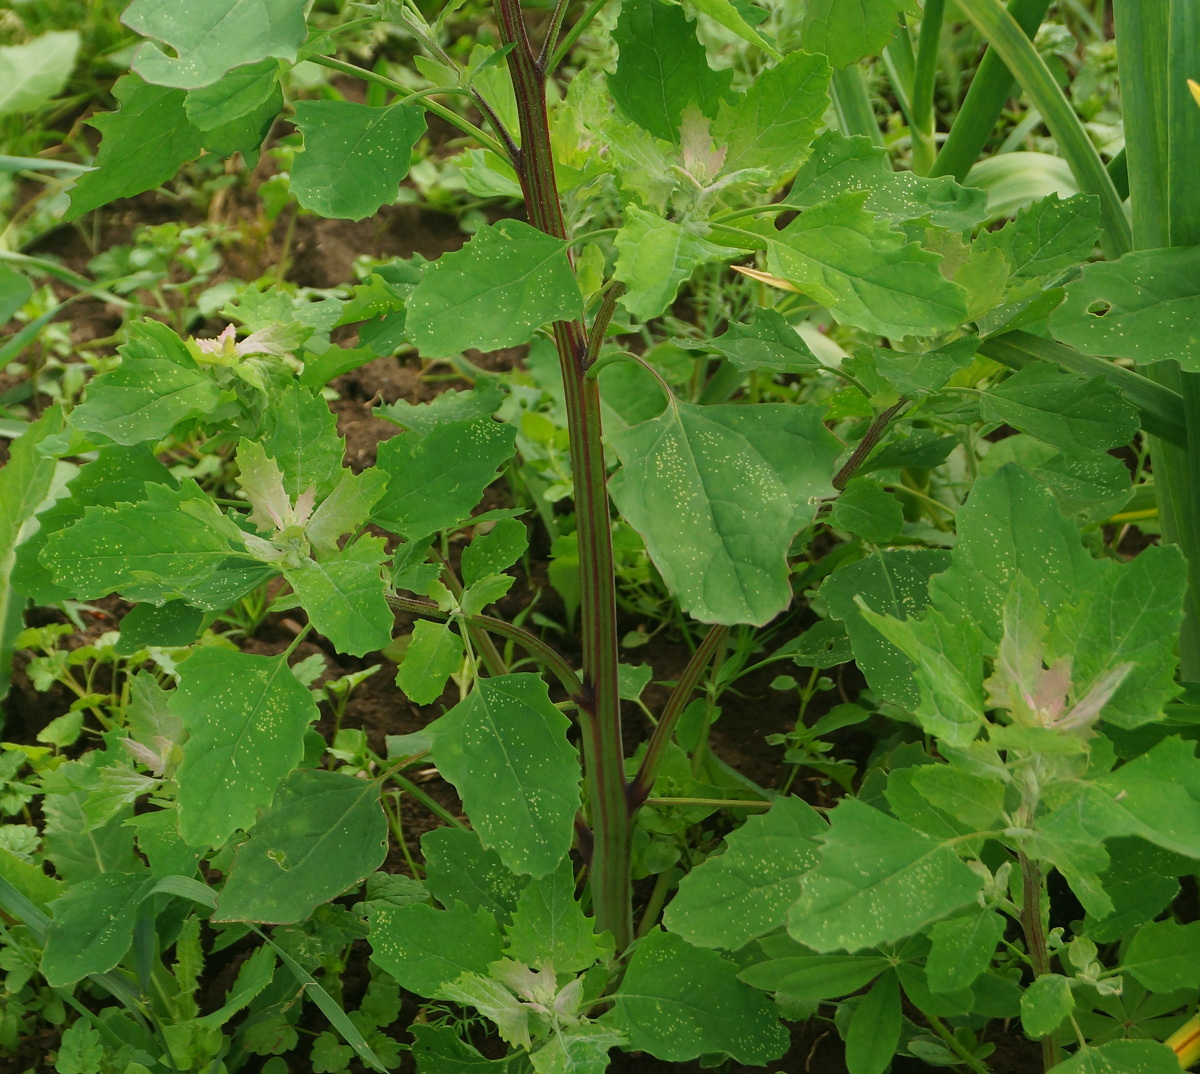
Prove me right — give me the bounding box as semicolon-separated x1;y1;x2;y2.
493;0;633;948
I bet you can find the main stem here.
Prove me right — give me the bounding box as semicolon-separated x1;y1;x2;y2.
1019;852;1061;1071
494;0;633;948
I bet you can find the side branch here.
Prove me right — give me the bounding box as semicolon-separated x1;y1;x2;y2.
583;280;626;369
629;625;728;808
386;594;584;699
832;398;908;491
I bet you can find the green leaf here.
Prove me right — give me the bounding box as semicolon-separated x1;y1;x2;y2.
766;192;968;338
926;910;1006;993
0;31;80;114
117;600;205;654
711;51;829;177
172;647;318;848
788;130;889;205
738;953;889;1000
608;400;840;626
830;479;903;542
608;0;734;143
0;408;64;700
461;519;528;588
664;797;825;949
776;618;854;669
1048;738;1200;859
867;172;991;232
407;221;582;357
687;0;780;58
1082;840;1182;943
614;207;738;321
54;1020;103;1074
235;438;291;532
428;675;581;877
68;320;220;445
975;192;1101;284
195;938;275;1028
41;870;154;986
395;620;464;705
1049;545;1185;729
530;1025;624;1074
787;798;984;953
1048;1041;1181;1074
801;0;919;67
373;418;516;539
0;407;64;603
123;0;308;89
906;766;1006;833
377;382;505;435
505;858;607;972
860;428;958;474
215;770;387;923
789;132;990;231
845;339;979;400
199;77;281;165
845;970;901;1074
291;100;427;221
438;973;532;1051
928;464;1104;646
307;469;389;555
260;382;345;501
43;788;137;884
460;572;513;617
704;307;823;374
285;538;393;657
858;604;986;746
822;550;952;708
421;827;526;919
979;434;1134;524
369;901;503;995
14;442;176;605
602;118;677;214
0;263;33;324
1120;919;1200;993
606;928;787;1063
42;480;271;610
1050;246;1200;368
981;362;1140;458
1021;973;1074;1039
184;58;279;129
65;75;204;220
410;1023;512;1071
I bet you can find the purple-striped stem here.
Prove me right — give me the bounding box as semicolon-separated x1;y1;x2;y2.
493;0;633;947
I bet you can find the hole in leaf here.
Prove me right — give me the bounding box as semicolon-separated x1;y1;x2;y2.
1086;299;1113;317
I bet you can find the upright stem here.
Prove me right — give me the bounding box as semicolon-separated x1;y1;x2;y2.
1018;852;1061;1071
911;0;945;175
494;0;633;948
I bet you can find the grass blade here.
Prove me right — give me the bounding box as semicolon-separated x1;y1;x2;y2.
910;0;945;174
978;330;1186;447
831;65;884;147
954;0;1131;257
932;0;1051;181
